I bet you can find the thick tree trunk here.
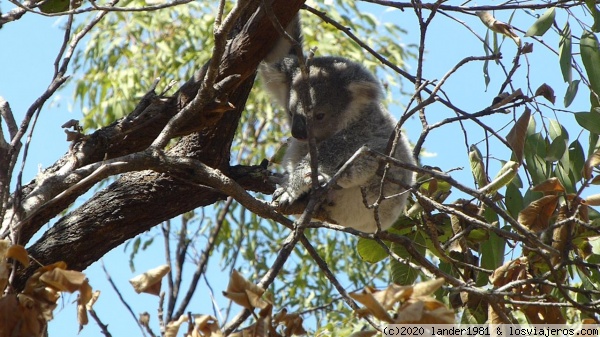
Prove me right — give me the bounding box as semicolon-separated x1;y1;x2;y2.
12;0;305;289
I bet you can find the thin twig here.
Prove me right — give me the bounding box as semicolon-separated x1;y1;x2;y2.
101;260;147;337
172;197;232;319
88;308;113;337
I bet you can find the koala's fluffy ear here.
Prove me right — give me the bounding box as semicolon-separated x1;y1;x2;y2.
263;16;302;64
260;64;290;107
347;81;382;107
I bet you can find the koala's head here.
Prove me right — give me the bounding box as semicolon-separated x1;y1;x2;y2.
261;56;382;142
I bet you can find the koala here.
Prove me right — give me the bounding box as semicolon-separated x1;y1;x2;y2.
260;20;415;233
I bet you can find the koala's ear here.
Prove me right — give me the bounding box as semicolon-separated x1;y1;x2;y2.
259;64;291;107
347;81;382;106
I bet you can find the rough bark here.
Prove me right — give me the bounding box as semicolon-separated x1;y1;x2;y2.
12;0;306;289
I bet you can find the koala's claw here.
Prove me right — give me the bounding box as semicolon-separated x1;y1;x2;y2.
272;186;296;209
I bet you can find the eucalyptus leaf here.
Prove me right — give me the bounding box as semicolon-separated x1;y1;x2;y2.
581;31;600;104
524;8;556;37
575;111;600;135
559;23;572;83
356;238;388;263
564;80;580;108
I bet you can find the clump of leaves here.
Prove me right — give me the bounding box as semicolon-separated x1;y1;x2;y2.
0;240;95;337
350;278;454;327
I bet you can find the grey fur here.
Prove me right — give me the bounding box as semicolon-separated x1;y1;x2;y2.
260;26;415;233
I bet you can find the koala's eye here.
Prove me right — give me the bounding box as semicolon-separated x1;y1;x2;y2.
315;113;325;120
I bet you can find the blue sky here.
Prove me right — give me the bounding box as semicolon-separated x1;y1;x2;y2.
0;1;596;336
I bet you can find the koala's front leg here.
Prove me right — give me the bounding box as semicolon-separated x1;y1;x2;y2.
272;162;328;209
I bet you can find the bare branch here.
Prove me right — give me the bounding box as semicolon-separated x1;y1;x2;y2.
101;261;147;337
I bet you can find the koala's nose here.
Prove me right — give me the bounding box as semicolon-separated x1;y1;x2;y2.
291;114;307;140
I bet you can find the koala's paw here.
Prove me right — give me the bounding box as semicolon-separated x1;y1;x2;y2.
272;183;309;209
271;173;329;209
272;187;295;209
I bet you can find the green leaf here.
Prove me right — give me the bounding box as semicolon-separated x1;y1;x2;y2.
581;31;600;105
548;119;567;140
476;211;504;286
480;161;519;195
524;8;556;37
505;183;524;219
564;80;580;108
390;231;425;285
545;120;568;162
546;137;567;162
356;238;388;263
469;144;488;189
467;229;489;242
483;30;491;88
559;23;572;83
556;161;576;193
128;237;141;272
585;0;600;32
568;140;585;182
524;133;550;185
38;0;82;13
527;113;537;136
575;111;600;134
590;132;600;158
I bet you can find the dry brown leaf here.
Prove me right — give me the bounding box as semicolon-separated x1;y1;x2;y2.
490;257;529;286
552;204;577;263
193;315;224;337
583;149;600;179
0;241;30;294
273;309;306;336
585;193;600;206
370;284;414;308
395;300;424;323
534;83;556;104
531;177;565;193
23;261;68;296
517;195;559;233
39;268;87;293
521;42;534;54
0;240;10;294
86;290;101;311
426;306;456;324
591;175;600;185
232;315;273;337
165;315;189;337
349;286;400;322
412;278;444;297
476;11;521;45
396;298;454;324
488;304;504;324
129;264;170;296
506;108;531;163
522;302;565;324
9;261;96;333
78;303;88;327
139;312;151;326
76;281;93;328
351;280;451;325
0;294;46;337
566;195;589;223
6;244;30;268
223;270;269;310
